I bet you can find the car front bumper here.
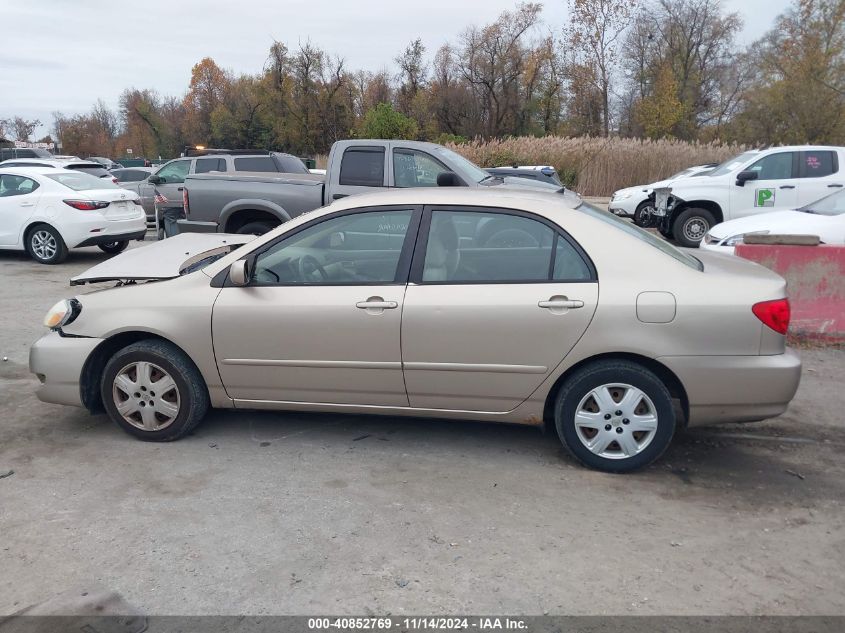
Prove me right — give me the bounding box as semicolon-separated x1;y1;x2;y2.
658;348;802;427
700;239;736;256
29;331;103;407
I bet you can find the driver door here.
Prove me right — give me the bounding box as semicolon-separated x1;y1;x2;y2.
212;206;420;406
138;158;192;215
730;151;799;219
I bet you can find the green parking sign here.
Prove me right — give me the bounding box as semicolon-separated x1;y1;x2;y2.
756;188;775;207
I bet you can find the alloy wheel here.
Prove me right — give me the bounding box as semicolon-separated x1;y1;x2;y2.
112;361;181;431
31;230;58;261
573;383;658;460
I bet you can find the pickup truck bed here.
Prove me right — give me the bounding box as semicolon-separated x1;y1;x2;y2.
180;171;325;234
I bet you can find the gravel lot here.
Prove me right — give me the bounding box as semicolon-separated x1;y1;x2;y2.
1;239;844;616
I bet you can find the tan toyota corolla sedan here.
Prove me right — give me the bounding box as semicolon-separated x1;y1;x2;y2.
30;188;801;472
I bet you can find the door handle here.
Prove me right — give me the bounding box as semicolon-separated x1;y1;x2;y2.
20;201;35;207
779;185;795;189
828;184;843;188
539;298;584;310
356;299;398;310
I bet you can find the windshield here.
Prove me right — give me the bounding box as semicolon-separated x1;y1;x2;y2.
432;147;490;183
576;201;703;271
799;188;845;216
708;152;758;177
48;172;118;191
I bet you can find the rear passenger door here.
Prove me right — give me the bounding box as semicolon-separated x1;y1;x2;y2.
794;149;844;207
327;146;387;201
401;207;599;412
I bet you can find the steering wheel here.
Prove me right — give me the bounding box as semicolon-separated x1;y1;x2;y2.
298;254;329;282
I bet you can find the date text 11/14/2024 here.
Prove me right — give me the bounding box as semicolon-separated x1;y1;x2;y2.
308;617;528;630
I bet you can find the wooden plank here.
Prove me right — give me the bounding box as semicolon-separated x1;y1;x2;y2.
744;234;821;246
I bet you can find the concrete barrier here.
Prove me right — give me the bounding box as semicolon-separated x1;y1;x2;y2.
734;244;845;343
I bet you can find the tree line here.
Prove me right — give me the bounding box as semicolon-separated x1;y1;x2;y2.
4;0;845;160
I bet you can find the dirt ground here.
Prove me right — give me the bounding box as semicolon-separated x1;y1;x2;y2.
1;240;843;616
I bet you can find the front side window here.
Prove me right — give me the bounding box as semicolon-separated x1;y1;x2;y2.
339;147;385;187
421;210;592;283
800;150;837;178
234;156;278;172
251;209;413;285
155;160;191;184
393;150;450;187
747;152;794;180
0;175;39;197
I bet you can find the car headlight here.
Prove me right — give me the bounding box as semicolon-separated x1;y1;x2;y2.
613;191;632;201
43;299;81;330
724;230;769;247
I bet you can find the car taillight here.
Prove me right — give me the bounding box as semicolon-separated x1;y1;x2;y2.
752;298;791;335
63;200;110;211
182;188;190;217
132;199;142;206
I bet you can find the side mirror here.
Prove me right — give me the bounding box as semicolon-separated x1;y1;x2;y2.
436;171;462;187
229;259;251;286
148;174;162;185
736;170;758;187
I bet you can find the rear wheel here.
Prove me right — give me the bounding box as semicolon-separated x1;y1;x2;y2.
672;208;715;247
554;360;676;472
101;340;209;441
26;224;68;264
98;241;129;254
236;221;275;236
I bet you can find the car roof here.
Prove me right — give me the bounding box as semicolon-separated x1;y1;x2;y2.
0;158;103;167
325;187;582;219
0;166;73;176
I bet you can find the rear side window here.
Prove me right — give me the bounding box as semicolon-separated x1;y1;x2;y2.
339;147;385;187
800;150;838;178
420;209;592;283
0;175;39;196
195;158;225;173
234;157;278;172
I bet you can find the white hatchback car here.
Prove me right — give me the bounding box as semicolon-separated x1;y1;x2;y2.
0;167;147;264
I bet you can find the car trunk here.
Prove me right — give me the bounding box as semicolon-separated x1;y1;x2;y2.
78;189;141;220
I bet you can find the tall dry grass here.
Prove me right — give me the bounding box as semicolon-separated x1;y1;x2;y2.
448;136;746;197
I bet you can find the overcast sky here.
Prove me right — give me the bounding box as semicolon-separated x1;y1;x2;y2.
2;0;792;140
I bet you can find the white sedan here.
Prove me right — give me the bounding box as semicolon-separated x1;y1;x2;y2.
0;167;147;264
609;163;717;225
702;188;845;254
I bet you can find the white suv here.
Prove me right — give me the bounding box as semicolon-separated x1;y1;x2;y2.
651;145;845;246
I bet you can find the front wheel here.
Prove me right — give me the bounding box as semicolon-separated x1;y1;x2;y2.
26;224;68;264
101;340;209;441
554;360;676;472
98;241;129;254
633;201;657;228
672;208;715;247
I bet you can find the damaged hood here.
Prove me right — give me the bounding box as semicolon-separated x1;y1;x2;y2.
70;233;254;286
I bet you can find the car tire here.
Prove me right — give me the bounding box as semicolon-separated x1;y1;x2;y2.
236;221;275;236
25;224;68;265
98;241;129;255
634;201;657;228
554;360;676;473
101;339;210;442
672;208;715;247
